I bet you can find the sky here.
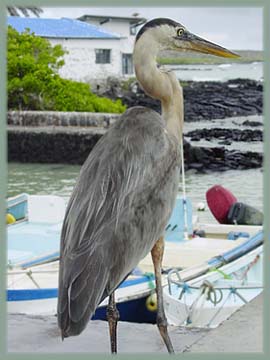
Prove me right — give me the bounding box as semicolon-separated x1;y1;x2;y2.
40;7;263;50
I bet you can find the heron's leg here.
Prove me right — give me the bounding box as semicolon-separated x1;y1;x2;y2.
151;236;174;354
106;291;120;354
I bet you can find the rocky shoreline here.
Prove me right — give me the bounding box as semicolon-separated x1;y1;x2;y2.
185;128;263;145
103;78;263;121
183;140;262;172
7;79;263;172
7;127;263;172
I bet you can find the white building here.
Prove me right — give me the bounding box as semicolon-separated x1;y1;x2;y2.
78;15;146;76
7;16;146;86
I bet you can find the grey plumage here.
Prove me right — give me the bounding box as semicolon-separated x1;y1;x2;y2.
57;18;237;351
58;106;181;337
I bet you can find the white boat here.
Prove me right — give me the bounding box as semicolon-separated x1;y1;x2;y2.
139;222;262;273
139;186;263;328
7;193;263;325
162;231;263;328
6;194;157;322
7;259;158;322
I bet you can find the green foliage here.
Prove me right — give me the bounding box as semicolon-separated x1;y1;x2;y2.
7;26;126;113
43;77;124;112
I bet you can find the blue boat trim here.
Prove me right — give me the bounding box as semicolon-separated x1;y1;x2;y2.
8;287;157;324
8;288;58;301
20;251;60;268
208;230;263;268
7;275;152;301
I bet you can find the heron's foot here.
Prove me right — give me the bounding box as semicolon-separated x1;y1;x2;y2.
157;316;175;354
107;300;120;354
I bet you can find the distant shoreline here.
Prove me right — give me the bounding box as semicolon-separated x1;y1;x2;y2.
158;49;263;65
159;59;263;65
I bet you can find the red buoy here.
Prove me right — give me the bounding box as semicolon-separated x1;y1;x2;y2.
206;185;237;224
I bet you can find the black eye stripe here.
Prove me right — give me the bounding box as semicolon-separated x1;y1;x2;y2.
135;18;184;42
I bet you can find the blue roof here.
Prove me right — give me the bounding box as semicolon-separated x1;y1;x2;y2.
7;16;121;39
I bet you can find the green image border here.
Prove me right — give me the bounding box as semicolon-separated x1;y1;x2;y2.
1;0;269;359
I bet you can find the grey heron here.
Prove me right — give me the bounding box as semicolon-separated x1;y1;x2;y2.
57;18;238;354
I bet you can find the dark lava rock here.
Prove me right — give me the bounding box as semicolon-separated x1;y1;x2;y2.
190;136;201;141
242;120;263;127
185;128;263;142
218;140;232;145
102;78;263;121
182;139;262;172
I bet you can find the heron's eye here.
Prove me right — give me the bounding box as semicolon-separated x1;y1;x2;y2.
177;28;185;37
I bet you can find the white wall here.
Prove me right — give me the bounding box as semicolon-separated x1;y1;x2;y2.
120;37;134;54
78;19;136;54
49;37;134;83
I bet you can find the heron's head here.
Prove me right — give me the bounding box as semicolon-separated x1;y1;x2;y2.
136;18;239;59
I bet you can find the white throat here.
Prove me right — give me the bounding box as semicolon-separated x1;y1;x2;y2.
133;32;184;142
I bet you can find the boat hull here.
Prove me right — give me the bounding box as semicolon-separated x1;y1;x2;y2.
7;271;156;323
163;245;263;328
7;293;157;324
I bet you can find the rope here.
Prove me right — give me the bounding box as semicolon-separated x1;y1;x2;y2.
200;280;223;305
172;273;261;327
26;270;40;289
185;280;223;326
178;282;191;300
240;254;260;284
185;285;208;325
206;290;232;327
205;286;248;327
208;267;233;280
180;137;189;240
230;287;248;304
143;272;155;290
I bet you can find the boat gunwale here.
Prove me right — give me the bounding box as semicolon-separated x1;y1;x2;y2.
164;244;263;297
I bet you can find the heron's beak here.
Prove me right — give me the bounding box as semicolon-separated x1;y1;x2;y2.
180;32;240;59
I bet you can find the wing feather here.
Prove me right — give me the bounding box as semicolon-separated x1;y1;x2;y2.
57;107;181;337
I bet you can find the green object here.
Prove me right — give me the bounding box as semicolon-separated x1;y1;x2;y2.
208;267;233;280
143;272;155;290
7;26;126;113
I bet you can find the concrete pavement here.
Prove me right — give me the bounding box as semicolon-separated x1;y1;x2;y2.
7;293;263;353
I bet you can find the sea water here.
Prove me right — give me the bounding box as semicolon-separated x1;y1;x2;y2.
7;164;263;224
167;62;263;82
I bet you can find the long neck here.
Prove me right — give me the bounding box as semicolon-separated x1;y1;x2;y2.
133;37;184;142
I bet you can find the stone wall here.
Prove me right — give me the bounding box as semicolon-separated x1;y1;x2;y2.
8;127;104;164
7;110;120;164
7;111;120;128
7;110;263;171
